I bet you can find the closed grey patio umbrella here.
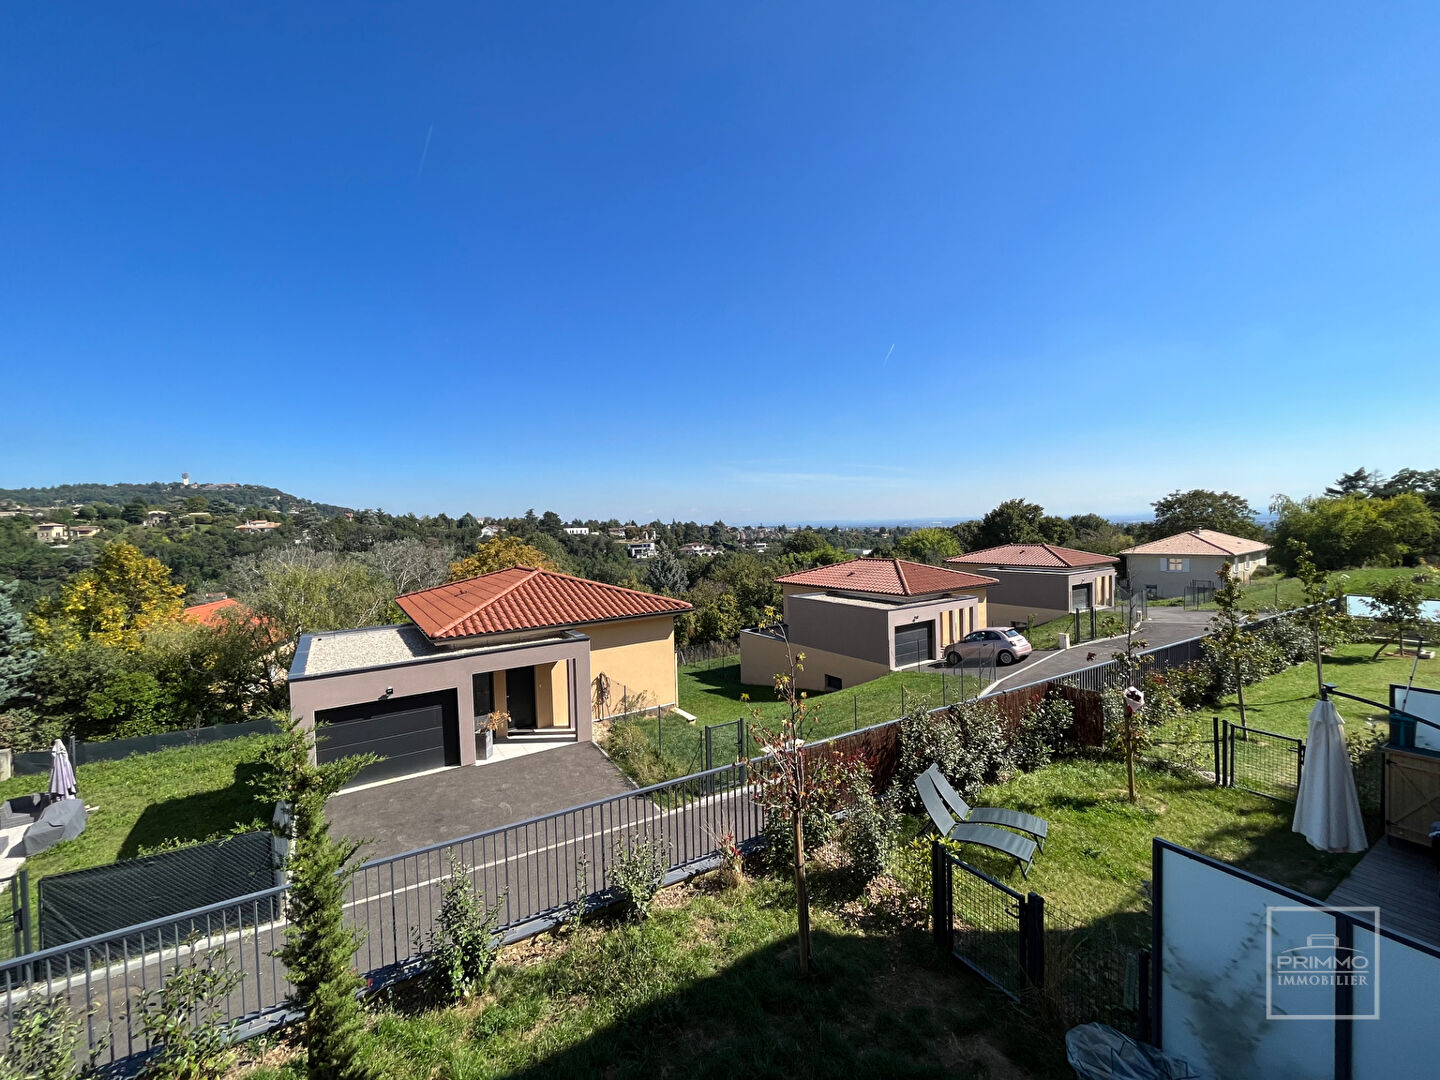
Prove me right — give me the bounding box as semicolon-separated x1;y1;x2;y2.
48;738;77;801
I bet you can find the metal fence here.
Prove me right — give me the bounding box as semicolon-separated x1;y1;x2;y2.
0;757;767;1069
929;841;1149;1036
9;718;279;777
1216;719;1304;802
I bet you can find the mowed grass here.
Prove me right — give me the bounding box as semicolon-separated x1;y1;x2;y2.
0;736;275;953
1207;642;1437;741
947;758;1361;940
242;871;1072;1080
1180;565;1440;613
614;661;989;781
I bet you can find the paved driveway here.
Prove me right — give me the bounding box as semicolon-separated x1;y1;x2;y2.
326;741;633;862
985;607;1214;692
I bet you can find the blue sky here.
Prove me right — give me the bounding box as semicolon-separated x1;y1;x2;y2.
4;3;1439;523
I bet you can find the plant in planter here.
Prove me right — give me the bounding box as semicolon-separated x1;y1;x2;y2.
478;711;511;760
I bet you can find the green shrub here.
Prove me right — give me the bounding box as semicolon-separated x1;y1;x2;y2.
138;943;242;1080
610;834;669;921
761;805;835;872
840;787;901;882
898;699;1018;803
0;994;89;1080
602;719;668;787
417;857;504;1004
1013;692;1075;771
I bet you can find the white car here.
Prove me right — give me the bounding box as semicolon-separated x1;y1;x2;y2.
944;627;1033;667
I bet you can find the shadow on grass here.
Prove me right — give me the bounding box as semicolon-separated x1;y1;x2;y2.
118;758;273;858
478;927;1070;1080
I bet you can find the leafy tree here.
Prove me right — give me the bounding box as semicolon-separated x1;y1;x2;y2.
1325;468;1385;498
263;715;379;1080
645;547;689;596
747;640;839;977
0;580;38;712
973;499;1046;548
1368;578;1426;660
1149;489;1260;540
447;536;560;581
1375;467;1440;509
1103;605;1150;802
1207;562;1258;730
1289;540;1352;696
1270;493;1438;571
122;498;149;524
1036;515;1077;546
782;530;835;556
895;528;961;564
28;542;185;651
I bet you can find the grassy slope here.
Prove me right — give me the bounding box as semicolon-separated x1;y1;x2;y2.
955;759;1359;938
0;736;275;950
245;873;1073;1080
1152;565;1440;612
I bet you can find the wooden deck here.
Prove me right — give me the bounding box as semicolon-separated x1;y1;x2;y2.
1327;839;1440;946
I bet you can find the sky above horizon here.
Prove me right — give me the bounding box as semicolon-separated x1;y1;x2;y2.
4;3;1439;523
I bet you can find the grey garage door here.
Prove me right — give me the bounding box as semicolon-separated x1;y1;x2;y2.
315;689;461;786
894;622;934;667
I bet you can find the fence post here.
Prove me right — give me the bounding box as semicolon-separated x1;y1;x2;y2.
704;724;713;772
9;870;20;957
1212;716;1221;786
942;671;946;705
656;709;663;761
1022;892;1046;988
18;868;31;957
853;694;858;730
1297;741;1305;790
901;683;906;716
930;841;950;950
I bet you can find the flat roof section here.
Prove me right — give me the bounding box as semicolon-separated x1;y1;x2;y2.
293;624;583;679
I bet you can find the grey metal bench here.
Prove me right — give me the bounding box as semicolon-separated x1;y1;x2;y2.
915;771;1037;878
925;765;1049;851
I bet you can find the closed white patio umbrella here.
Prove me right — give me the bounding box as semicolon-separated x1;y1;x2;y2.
48;738;77;802
1292;700;1367;853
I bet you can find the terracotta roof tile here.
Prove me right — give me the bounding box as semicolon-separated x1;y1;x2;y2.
1117;529;1270;557
397;567;692;641
946;543;1118;570
181;597;242;627
773;558;997;596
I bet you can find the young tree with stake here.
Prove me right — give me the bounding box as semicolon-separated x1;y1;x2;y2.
1208;562;1257;731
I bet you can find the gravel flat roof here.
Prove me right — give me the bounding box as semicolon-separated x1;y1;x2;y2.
295;624;576;678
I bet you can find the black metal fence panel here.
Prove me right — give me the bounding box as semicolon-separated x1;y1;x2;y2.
1221;721;1303;802
9;718;279;777
38;830;279;950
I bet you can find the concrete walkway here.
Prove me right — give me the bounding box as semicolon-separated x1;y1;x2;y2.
985;607;1215;693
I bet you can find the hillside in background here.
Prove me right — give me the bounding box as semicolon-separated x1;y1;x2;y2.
0;480;352;518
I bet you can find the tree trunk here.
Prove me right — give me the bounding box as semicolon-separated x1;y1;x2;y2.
1126;744;1136;803
793;807;811;976
1315;632;1326;699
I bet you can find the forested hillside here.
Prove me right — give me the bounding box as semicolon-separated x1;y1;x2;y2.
0;480;351;518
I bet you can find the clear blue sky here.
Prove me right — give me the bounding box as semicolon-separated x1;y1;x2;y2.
4;3;1438;523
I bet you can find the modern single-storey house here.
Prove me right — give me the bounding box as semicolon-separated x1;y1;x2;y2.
739;558;997;692
944;543;1119;625
287;567;691;786
1117;529;1270;599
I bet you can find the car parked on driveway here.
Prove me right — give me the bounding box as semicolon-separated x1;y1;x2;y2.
944;627;1033;667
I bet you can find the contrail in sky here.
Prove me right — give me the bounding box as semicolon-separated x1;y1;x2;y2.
417;124;434;180
881;343;895;367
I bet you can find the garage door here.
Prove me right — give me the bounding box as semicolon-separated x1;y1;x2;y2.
894;622;934;667
315;690;461;787
1071;583;1093;612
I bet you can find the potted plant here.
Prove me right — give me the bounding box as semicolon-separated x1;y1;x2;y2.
477;710;511;761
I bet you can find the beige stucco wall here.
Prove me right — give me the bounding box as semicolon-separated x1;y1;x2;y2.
535;660;570;729
1123;552;1268;599
739;630;891;692
586;615;678;717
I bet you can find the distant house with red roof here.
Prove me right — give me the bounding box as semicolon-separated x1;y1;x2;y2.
286;567;692;785
1117;529;1269;599
739;558;997;693
945;543;1119;625
182;596;243;627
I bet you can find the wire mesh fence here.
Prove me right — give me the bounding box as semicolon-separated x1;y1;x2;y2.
1220;721;1303;802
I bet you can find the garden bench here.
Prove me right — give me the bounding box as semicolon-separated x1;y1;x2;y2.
924;765;1049;851
915;771;1038;878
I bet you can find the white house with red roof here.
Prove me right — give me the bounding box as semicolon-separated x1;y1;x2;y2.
945;543;1119;625
739;557;997;692
287;567;691;785
1117;528;1269;599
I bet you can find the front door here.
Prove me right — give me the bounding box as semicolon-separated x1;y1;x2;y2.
506;666;537;729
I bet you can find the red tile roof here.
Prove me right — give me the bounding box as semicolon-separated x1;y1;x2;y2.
773;558;997;597
946;543;1118;570
1117;529;1270;557
181;597;242;627
397;567;693;641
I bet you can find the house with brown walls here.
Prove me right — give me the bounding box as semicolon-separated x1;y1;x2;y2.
287;567;690;786
944;543;1119;625
739;558;997;693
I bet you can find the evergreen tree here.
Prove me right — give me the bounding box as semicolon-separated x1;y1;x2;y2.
0;580;38;712
262;716;379;1080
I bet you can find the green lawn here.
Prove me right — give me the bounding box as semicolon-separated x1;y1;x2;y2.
0;735;275;954
1182;566;1440;613
609;662;983;782
950;758;1360;940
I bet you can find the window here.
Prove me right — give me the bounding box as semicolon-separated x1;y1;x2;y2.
472;672;494;718
1164;557;1189;573
824;674;843;691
